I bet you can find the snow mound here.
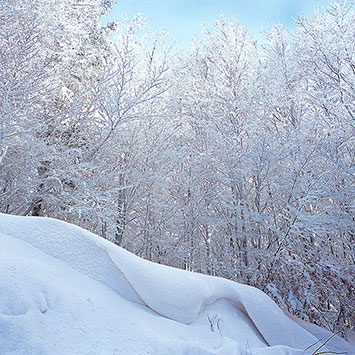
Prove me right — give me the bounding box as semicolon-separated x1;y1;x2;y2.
0;213;353;355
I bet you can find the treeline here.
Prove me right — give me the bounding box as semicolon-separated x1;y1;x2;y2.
0;0;354;334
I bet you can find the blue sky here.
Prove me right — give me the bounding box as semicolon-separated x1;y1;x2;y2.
105;0;332;50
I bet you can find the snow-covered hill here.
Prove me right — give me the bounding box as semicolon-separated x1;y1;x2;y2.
0;213;353;355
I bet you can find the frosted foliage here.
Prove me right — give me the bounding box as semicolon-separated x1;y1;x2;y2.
0;0;354;340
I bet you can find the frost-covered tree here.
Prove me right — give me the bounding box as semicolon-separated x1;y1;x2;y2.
0;0;55;214
66;17;174;245
168;16;262;277
0;0;115;216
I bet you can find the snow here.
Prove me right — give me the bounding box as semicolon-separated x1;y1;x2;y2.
0;213;353;355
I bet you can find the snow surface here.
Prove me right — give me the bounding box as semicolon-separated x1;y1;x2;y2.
0;213;353;355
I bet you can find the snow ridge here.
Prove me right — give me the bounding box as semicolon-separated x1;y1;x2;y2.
1;213;353;355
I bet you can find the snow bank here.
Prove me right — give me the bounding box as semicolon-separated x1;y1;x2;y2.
0;213;353;355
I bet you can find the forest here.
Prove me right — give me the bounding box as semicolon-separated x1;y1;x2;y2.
0;0;354;337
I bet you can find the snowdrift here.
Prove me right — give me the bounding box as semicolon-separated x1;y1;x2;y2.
0;213;353;355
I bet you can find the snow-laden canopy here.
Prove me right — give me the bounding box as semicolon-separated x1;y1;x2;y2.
0;213;353;355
